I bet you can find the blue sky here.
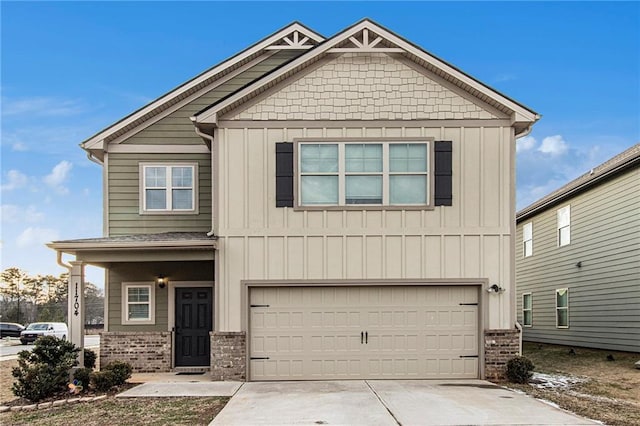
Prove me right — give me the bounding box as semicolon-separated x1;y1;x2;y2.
1;1;639;288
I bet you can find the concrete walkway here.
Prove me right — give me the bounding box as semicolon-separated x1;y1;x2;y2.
210;380;597;425
118;372;242;397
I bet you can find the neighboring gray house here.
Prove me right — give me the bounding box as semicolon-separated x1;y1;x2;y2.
49;19;540;381
516;144;640;353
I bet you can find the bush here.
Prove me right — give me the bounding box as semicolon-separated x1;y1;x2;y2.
506;355;535;383
103;361;132;385
12;336;80;401
72;367;92;390
90;360;133;392
84;349;97;369
90;370;116;392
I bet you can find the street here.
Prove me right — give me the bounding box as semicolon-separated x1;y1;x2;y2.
0;335;100;358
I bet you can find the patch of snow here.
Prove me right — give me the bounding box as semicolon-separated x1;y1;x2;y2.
530;372;587;390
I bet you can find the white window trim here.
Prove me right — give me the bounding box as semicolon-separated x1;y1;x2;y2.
121;282;156;325
139;163;199;215
523;222;533;258
557;205;571;247
555;288;569;329
522;292;532;327
296;140;432;207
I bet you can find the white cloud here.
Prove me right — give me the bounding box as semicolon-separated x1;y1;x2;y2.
516;135;537;153
1;96;86;117
16;227;60;248
12;141;28;152
43;161;73;194
538;135;568;156
1;170;28;191
1;205;44;223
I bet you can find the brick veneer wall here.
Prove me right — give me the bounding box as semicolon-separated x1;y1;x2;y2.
484;329;521;381
211;332;246;381
100;332;172;373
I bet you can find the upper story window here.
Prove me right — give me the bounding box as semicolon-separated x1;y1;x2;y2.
557;205;571;247
298;141;429;207
121;283;155;325
140;163;198;214
523;222;533;257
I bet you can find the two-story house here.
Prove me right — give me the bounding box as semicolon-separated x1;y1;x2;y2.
49;19;539;381
516;144;639;352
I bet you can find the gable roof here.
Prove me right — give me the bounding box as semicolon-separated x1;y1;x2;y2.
81;22;324;153
193;18;539;134
517;143;640;222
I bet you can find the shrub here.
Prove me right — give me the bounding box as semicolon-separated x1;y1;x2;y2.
90;370;116;392
84;348;97;369
506;355;535;384
12;336;80;401
73;367;92;390
102;361;132;385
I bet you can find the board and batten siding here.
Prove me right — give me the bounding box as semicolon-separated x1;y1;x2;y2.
107;153;211;235
121;51;301;146
108;261;214;332
516;167;640;352
215;124;515;331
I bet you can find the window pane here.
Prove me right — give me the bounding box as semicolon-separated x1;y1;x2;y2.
390;175;427;204
172;189;193;209
301;144;338;173
390;144;427;172
345;144;382;172
172;167;193;188
556;289;568;307
557;206;570;227
128;287;149;303
524;240;532;257
145;167;166;187
523;222;532;240
524;310;532;326
557;309;568;327
301;175;338;205
559;227;570;246
146;189;166;209
523;294;532;310
129;304;150;320
346;175;382;204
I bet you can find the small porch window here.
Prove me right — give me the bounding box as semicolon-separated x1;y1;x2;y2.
122;283;155;325
556;288;569;328
522;293;532;327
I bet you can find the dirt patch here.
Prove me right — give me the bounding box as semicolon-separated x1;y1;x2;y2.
503;342;640;426
0;359;18;405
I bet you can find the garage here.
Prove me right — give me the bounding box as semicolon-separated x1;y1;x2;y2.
249;285;479;381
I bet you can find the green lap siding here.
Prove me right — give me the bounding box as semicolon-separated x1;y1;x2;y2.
516;168;640;352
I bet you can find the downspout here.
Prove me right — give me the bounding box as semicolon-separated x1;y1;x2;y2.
194;126;216;237
86;151;104;166
56;250;73;270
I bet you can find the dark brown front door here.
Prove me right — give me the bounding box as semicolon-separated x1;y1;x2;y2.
175;287;212;367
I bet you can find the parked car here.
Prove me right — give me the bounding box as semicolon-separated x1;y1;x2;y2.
19;322;68;344
0;322;25;339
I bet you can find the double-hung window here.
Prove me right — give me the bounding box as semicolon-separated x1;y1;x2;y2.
522;293;532;326
557;205;570;247
556;288;569;328
523;222;533;257
298;141;429;207
122;283;155;325
141;164;197;213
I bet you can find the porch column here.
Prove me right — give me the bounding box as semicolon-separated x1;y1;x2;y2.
68;260;85;366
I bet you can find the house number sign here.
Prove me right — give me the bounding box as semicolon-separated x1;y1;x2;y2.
73;282;80;316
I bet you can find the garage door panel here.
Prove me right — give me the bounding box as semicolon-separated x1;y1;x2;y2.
250;286;479;380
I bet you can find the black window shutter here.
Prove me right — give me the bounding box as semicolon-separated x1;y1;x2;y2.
275;142;294;207
434;141;453;206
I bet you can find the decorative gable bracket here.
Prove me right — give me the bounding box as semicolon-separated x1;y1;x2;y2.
328;28;403;53
265;30;319;50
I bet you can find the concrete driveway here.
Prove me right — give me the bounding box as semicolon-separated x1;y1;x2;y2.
211;380;596;425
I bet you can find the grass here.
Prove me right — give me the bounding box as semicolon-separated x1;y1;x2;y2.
0;359;228;425
506;342;640;426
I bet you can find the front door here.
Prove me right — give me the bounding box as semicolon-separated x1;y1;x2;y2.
175;287;212;367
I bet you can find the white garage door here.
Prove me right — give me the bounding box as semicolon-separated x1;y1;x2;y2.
249;285;479;381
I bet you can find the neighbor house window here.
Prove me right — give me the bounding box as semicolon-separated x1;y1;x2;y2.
556;288;569;328
122;283;155;325
298;141;429;206
141;163;197;213
522;293;532;327
557;205;571;247
523;222;533;257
